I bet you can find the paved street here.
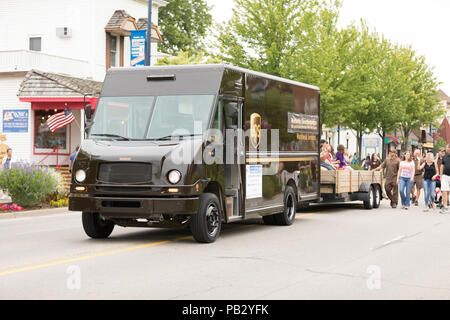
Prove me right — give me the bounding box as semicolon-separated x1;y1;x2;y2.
1;200;450;300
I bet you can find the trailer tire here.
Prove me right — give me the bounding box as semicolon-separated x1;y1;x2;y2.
363;186;375;210
274;186;297;226
82;212;115;239
191;193;222;243
373;185;381;209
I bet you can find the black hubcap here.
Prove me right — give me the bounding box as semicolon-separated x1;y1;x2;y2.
206;203;220;237
286;194;295;220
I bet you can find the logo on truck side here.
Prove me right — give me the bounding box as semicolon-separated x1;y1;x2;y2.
250;113;261;149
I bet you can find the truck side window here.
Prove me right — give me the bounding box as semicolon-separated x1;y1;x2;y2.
224;101;239;129
211;99;223;131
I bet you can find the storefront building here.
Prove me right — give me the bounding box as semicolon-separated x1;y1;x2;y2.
0;0;167;166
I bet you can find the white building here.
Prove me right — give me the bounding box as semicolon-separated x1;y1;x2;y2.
322;126;383;162
0;0;167;166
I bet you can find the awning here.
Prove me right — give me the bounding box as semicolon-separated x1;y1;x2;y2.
17;70;101;109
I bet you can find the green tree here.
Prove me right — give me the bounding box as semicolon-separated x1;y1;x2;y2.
394;46;444;152
215;0;305;76
434;137;446;154
159;0;212;54
156;51;221;66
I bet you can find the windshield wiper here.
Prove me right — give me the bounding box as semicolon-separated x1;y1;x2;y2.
152;134;203;141
91;134;131;141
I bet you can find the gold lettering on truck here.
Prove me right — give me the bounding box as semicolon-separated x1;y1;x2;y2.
250;113;261;149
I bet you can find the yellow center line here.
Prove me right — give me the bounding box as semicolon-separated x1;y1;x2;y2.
1;211;326;277
296;211;327;219
0;236;192;277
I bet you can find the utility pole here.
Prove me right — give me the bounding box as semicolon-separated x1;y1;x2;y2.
145;0;152;66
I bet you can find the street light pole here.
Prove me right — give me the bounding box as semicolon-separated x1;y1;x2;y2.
145;0;152;66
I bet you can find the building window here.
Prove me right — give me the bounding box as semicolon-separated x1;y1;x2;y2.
34;110;67;151
110;36;117;67
29;37;42;51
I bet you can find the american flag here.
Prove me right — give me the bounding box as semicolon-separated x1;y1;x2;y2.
46;108;75;132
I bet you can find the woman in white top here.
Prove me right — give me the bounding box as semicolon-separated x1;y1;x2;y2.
396;151;415;210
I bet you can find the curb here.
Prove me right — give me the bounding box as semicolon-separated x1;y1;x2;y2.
0;207;71;220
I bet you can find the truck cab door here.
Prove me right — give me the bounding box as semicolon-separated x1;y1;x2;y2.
223;98;245;219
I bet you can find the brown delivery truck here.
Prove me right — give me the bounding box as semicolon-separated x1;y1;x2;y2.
69;64;381;243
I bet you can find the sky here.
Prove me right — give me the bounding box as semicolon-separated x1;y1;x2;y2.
205;0;450;95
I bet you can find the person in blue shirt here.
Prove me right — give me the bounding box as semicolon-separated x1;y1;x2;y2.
2;148;13;170
69;146;79;172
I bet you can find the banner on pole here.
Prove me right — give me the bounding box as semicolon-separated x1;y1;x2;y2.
130;30;147;67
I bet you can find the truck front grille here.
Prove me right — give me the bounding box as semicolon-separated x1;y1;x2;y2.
97;162;152;184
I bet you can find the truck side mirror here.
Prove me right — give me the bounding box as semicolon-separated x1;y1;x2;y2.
85;104;92;120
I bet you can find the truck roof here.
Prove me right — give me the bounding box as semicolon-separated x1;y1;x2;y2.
108;64;320;92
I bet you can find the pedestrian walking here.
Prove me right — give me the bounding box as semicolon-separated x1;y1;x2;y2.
439;144;450;214
420;153;438;212
372;149;400;208
369;153;381;171
397;151;415;211
411;149;424;206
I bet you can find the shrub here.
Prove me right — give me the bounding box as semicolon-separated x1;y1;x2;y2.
0;162;59;207
350;164;366;171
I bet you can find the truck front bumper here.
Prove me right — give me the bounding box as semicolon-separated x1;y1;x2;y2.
69;195;199;219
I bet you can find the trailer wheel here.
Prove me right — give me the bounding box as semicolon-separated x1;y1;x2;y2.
373;185;381;209
191;193;222;243
82;212;115;239
274;186;297;226
363;186;375;210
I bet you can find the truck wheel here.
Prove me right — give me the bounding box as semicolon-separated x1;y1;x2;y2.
373;185;381;208
262;214;277;225
82;212;115;239
274;186;297;226
191;193;222;243
363;186;375;210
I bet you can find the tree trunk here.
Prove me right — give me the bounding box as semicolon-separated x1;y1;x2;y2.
379;131;386;161
357;131;363;165
402;128;411;153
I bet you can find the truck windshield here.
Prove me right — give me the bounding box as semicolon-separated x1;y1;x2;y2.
88;95;215;141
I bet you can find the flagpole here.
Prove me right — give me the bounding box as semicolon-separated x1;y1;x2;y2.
145;0;152;66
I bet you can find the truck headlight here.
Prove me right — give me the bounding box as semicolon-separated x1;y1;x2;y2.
75;169;86;183
167;170;181;184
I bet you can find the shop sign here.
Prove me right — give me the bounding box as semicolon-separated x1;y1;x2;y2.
3;110;28;133
363;137;379;148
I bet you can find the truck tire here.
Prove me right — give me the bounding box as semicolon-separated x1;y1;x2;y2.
273;186;297;226
373;185;381;208
191;193;222;243
82;212;115;239
262;214;277;225
363;186;375;210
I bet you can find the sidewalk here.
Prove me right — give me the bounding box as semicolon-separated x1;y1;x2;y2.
0;207;70;220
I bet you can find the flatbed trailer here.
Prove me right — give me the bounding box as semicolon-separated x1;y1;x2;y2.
320;169;383;209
